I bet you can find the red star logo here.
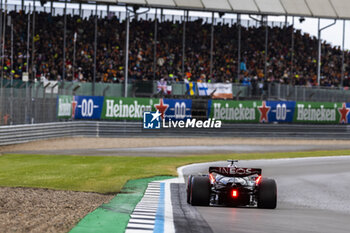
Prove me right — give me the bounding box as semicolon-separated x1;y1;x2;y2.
154;99;169;120
258;101;271;123
338;103;350;124
71;97;77;119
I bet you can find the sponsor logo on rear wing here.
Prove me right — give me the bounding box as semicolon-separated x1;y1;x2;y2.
209;167;262;176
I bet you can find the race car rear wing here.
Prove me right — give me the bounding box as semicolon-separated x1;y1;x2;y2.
209;167;262;177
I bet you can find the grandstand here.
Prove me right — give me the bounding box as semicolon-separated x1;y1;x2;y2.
0;0;350;87
1;0;350;125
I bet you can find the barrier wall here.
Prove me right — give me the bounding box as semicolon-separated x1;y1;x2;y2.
1;121;350;146
57;96;350;124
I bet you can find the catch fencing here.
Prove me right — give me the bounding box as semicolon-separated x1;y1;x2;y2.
1;81;350;126
267;84;350;102
0;84;57;125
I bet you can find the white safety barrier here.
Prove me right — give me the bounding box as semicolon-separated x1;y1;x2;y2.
1;121;350;146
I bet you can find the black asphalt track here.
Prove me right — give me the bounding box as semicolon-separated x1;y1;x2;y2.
180;156;350;233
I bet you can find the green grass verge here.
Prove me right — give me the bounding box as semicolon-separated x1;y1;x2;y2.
1;150;350;193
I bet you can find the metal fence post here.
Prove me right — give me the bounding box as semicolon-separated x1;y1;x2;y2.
0;87;2;125
10;85;13;125
62;0;67;82
181;10;187;79
341;20;345;87
93;3;98;96
28;83;33;124
124;7;130;97
237;14;241;79
51;83;58;99
264;15;268;80
32;0;36;81
153;9;158;80
43;82;50;123
209;12;214;78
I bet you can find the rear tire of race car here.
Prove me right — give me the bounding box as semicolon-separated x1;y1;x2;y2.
190;176;210;206
258;178;277;209
187;175;193;204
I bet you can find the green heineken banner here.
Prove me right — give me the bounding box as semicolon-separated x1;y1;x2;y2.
293;102;344;124
57;95;73;119
209;100;350;124
101;97;159;120
209;100;261;123
57;95;350;124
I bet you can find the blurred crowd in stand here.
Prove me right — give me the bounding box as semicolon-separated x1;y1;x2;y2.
1;10;350;88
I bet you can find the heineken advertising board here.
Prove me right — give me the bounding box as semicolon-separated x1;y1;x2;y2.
57;96;194;121
266;101;296;123
100;97;194;120
293;102;350;124
101;97;159;120
163;99;192;120
209;100;296;123
209;100;261;123
209;100;295;123
58;95;350;124
57;95;104;120
209;100;350;124
73;96;104;120
57;95;73;119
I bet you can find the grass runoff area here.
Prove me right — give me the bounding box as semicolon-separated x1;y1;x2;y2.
1;150;350;194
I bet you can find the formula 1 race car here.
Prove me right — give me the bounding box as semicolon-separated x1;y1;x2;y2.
187;160;277;209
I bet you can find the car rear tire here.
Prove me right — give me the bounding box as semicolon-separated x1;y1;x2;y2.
187;175;193;204
258;178;277;209
190;176;210;206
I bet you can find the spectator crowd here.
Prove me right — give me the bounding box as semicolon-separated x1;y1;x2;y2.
1;9;350;88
